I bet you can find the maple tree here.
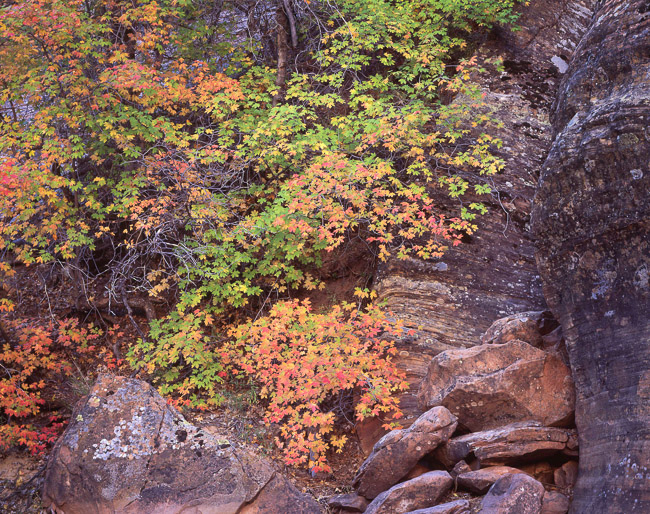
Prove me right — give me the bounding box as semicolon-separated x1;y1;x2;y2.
0;0;521;466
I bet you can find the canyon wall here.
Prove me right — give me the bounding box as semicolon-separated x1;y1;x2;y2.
532;0;650;511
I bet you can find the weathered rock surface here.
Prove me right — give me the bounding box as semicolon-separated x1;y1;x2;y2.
353;407;457;499
456;466;521;494
450;460;472;478
531;0;650;510
418;341;575;431
434;422;578;468
42;375;320;514
406;500;471;514
519;461;555;485
481;311;558;347
355;0;595;449
479;473;545;514
364;471;453;514
553;460;579;490
541;491;570;514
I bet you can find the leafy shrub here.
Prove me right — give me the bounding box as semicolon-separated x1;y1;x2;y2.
226;295;408;472
0;305;101;454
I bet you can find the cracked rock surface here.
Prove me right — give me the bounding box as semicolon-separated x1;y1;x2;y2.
42;374;321;514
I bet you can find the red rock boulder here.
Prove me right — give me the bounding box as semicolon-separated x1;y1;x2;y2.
364;471;453;514
456;466;522;494
418;341;575;431
353;407;457;499
434;421;578;468
42;375;320;514
479;473;544;513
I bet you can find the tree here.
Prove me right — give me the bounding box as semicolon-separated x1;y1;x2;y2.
0;0;520;466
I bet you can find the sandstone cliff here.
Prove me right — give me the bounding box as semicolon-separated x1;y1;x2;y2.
532;0;650;511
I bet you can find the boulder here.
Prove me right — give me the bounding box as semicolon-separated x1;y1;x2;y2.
553;461;578;490
456;466;522;494
481;311;558;347
42;375;320;514
328;493;369;513
405;500;471;514
541;491;569;514
418;341;575;431
364;471;453;514
353;407;457;499
434;422;577;468
404;463;434;481
479;473;545;513
531;0;650;510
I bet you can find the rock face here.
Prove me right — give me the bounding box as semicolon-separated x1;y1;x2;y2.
531;0;650;511
479;473;545;514
42;375;320;514
541;491;570;514
364;471;453;514
353;407;457;499
418;341;575;431
355;0;595;446
481;311;558;347
434;422;578;468
328;493;369;513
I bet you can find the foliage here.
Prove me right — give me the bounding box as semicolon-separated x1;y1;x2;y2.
227;294;408;472
0;0;521;465
0;301;100;454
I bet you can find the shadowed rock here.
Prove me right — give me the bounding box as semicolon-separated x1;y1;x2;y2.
481;311;558;347
541;491;570;514
42;374;320;514
328;493;369;513
434;421;577;468
553;460;579;491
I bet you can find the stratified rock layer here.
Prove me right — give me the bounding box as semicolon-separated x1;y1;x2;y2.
42;375;320;514
532;0;650;511
434;422;578;468
359;0;595;446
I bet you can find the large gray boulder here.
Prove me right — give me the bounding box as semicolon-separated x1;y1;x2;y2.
42;374;320;514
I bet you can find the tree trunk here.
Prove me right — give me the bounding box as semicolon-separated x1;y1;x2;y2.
274;1;290;93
